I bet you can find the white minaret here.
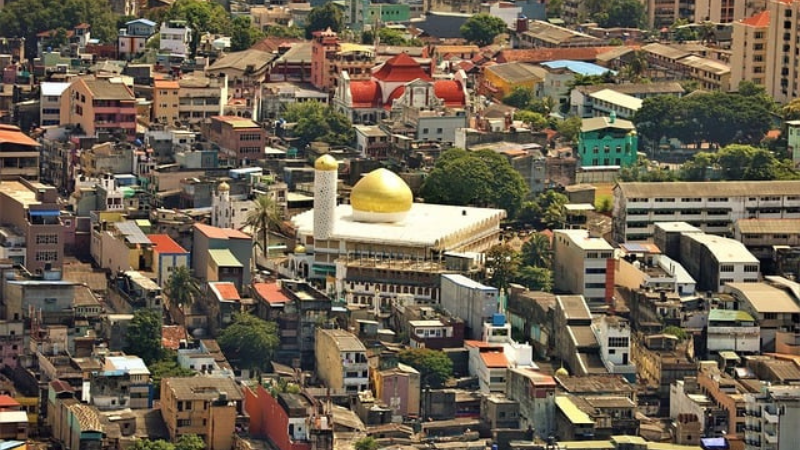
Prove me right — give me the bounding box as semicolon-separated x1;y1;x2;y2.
212;181;231;228
313;155;338;241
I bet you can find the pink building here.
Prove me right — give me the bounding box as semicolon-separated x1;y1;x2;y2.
244;384;313;450
207;116;266;166
59;77;137;141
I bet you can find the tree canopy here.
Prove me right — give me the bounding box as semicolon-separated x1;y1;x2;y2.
124;309;164;366
282;102;354;149
165;0;232;55
166;266;197;310
460;14;507;46
0;0;118;56
518;190;569;229
398;348;453;388
130;434;205;450
597;0;645;28
681;145;799;181
305;3;343;39
421;148;528;218
217;312;279;372
148;350;195;398
230;15;265;51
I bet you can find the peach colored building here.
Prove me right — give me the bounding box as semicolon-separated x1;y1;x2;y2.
153;80;180;125
766;0;800;103
730;11;769;91
59;77;136;141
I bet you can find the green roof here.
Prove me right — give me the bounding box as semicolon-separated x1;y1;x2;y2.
208;249;243;268
708;309;755;323
555;396;594;425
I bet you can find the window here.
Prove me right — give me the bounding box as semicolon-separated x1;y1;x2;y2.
744;264;759;272
177;419;191;427
585;268;606;274
763;313;777;320
35;234;59;244
608;337;629;347
35;251;58;262
585;283;606;289
720;265;734;272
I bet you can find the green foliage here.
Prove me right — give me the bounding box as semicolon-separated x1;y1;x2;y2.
129;434;205;450
596;196;613;213
421;148;529;217
354;437;379;450
520;190;568;229
514;111;547;130
375;27;423;46
125;309;164;365
246;194;280;255
662;326;688;340
671;19;697;42
217;312;279;372
264;25;305;39
681;145;799;181
398;348;454;388
520;233;552;268
599;0;645;27
460;14;507;46
268;377;302;397
516;266;553;292
503;87;534;109
485;244;520;290
618;158;678;182
231;16;265;51
282;101;354;148
305;3;343;39
148;350;195;399
167;266;196;310
546;0;563;18
556;116;582;143
165;0;232;55
146;34;161;50
0;0;118;55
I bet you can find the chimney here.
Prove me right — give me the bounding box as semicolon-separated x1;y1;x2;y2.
516;15;529;33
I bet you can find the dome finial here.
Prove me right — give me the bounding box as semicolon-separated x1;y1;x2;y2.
315;154;338;171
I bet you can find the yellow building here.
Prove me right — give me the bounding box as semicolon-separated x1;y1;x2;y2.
160;377;245;450
153;80;180;125
482;62;546;100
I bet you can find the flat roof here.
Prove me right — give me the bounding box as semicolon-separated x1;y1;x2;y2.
318;328;366;352
558;295;592;321
580;115;636;132
708;309;755;322
556;229;613;251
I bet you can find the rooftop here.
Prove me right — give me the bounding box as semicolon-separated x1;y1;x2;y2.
683;233;758;264
708;309;755;323
163;376;243;401
209;281;241;301
556;229;613;251
253;282;290;305
80;78;135;101
558;375;634;394
726;282;800;314
580;114;636;133
194;223;250;240
146;234;188;254
541;60;611;77
617;181;800;198
485;62;546;83
588;89;643;111
558;295;592;321
736;218;800;235
318;328;366;352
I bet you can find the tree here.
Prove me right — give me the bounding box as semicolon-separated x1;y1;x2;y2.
231;16;265;51
166;266;197;310
514;111;547;130
601;0;645;27
556;116;582;143
129;434;205;450
460;14;507;46
354;437;379;450
516;266;553;292
246;194;280;258
264;25;305;39
217;313;279;372
282;102;354;148
521;233;552;268
378;28;407;45
130;439;175;450
305;3;343;39
125;309;164;365
176;434;206;450
663;325;688;340
149;350;195;398
421;148;528;217
546;0;563;18
398;348;453;388
503;87;534;109
532;190;569;229
484;244;520;291
165;0;232;54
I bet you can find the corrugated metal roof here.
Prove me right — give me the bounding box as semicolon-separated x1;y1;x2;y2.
208;249;243;267
115;221;151;245
618;181;800;198
555;396;594;425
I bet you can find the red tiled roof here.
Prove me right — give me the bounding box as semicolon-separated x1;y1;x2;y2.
254;282;290;304
741;10;770;27
251;37;303;53
464;340;503;349
211;282;241;300
434;80;466;107
496;46;618;64
350;81;382;108
50;380;73;393
481;351;509;368
0;129;41;147
154;80;179;89
765;129;781;140
384;86;405;110
372;52;432;82
162;325;188;350
0;395;20;409
147;234;188;254
194;223;250;240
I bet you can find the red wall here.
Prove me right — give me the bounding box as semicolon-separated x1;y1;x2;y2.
243;385;311;450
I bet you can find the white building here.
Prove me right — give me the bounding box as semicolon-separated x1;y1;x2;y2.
591;315;635;382
481;314;534;369
40;82;71;126
553;229;614;303
706;309;760;355
315;328;369;394
159;20;192;56
466;340;509;393
211;181;255;230
679;233;760;292
744;385;800;450
441;274;499;340
613;181;800;243
177;340;234;377
588;89;643;120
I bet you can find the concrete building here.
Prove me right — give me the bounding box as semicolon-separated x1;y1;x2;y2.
788;120;800;168
724;282;800;352
466;340;509;393
730;11;769;92
315;328;369;393
744;385;800;450
87;354;152;410
577;113;638;168
206;116;266;166
118;18;156;61
678;232;760;292
613;181;800;243
733;218;800;259
645;0;695;29
591;316;635;382
506;368;557;436
706;308;760;355
440;274;498;340
59;77;136;141
570;82;685;118
160;377;245;450
159;20;192;56
481;62;545;100
373;363;420;420
40;82;71;126
695;0;766;24
153;80;180;126
0;180;63;272
553;229;615;303
146;234;190;286
178;75;228;124
192;223;251;291
0;126;41;181
766;0;800;103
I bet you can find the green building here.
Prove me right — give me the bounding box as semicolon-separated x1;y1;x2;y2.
333;0;410;30
577;112;638;167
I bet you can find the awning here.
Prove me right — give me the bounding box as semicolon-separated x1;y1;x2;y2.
29;210;60;217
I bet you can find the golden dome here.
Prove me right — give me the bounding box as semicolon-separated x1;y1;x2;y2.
294;244;306;254
315;154;339;171
218;181;230;192
555;367;569;378
350;168;413;215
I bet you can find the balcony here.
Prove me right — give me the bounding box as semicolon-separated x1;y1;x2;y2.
764;409;778;423
765;430;778;444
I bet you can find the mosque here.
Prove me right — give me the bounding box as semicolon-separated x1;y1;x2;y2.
282;155;506;308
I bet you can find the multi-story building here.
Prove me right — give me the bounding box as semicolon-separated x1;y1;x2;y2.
506;369;557;436
160;377;245;450
724;281;800;352
0;322;23;369
613;181;800;243
577;113;638;168
40;82;71;127
744;385;800;450
59;77;137;141
88;354;152;410
192;223;251;291
440;274;498;340
646;0;695;29
678;232;760;292
118;18;156;61
0;125;40;181
177;74;228;125
159;20;192;56
0;180;63;272
206;116;266;166
695;0;766;23
766;0;800;103
408;318;465;350
553;230;615;303
730;11;769;91
788;120;800;168
153;80;180;125
592;315;635;382
706;308;760;355
515;20;601;48
733;218;800;259
466;340;510;393
147;234;190;286
587;90;643;120
374;363;420;420
315;328;369;394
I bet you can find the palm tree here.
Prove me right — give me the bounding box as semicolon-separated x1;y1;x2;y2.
521;233;552;269
246;194;280;259
167;266;196;309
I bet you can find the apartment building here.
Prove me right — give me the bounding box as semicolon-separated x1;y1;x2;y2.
160;377;245;450
59;77;136;141
695;0;766;23
733;218;800;259
592;315;635;382
612;181;800;243
706;309;760;354
466;340;509;393
724;282;800;351
153;80;180;125
744;385;800;450
118;18;156;61
0;125;40;181
553;230;615;303
315;328;369;394
206;116;266;166
678;233;760;292
766;0;800;103
730;11;769;91
40;82;71;126
440;274;499;340
646;0;695;28
159;20;192;56
178;74;228;125
0;180;63;272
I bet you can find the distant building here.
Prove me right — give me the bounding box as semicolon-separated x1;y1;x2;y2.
744;385;800;450
315;328;369;393
440;274;498;340
40;82;71;127
118;18;156;61
147;234;190;286
730;11;769;92
577;113;638;168
59;77;137;141
0;180;63;272
553;230;615;303
159;20;192;57
678;232;760;292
